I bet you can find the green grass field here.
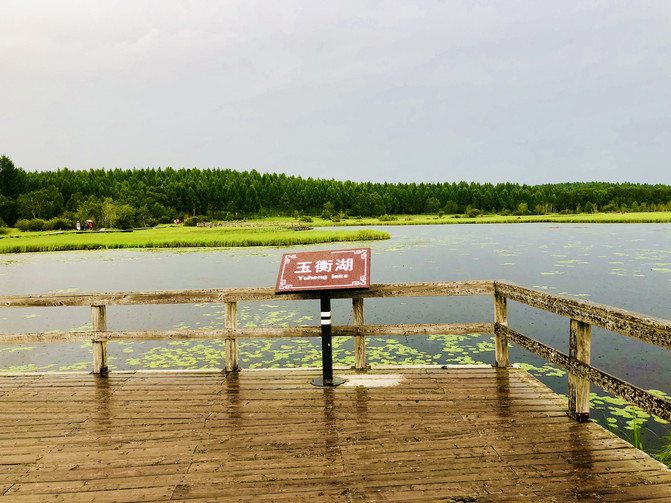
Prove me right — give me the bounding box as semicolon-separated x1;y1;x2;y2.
310;211;671;226
0;225;390;254
1;211;669;254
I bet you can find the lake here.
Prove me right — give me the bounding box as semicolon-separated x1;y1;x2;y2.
1;223;670;448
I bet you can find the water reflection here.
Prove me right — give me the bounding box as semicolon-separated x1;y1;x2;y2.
354;386;370;424
224;371;242;424
92;375;113;431
565;425;596;499
322;387;339;451
495;369;512;421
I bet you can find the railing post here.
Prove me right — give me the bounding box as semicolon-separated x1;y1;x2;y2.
353;297;366;369
91;305;108;374
568;318;591;422
225;301;239;372
494;293;510;367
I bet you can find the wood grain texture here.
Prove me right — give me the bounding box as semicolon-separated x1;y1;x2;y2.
568;318;591;422
494;293;509;367
497;324;671;421
91;305;107;375
0;323;495;345
224;302;238;372
0;368;669;502
495;280;671;349
0;281;495;308
352;297;366;370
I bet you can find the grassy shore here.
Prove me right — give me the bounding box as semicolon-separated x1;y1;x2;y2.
1;211;668;253
309;211;671;226
0;225;390;254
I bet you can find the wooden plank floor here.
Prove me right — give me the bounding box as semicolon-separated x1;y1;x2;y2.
1;366;670;502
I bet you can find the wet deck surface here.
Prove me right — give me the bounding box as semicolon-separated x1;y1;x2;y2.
1;366;670;502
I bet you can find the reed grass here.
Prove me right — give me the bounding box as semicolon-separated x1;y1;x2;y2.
312;211;671;226
624;412;671;468
0;226;390;254
657;434;671;468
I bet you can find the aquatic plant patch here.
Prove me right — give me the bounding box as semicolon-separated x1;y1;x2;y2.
0;227;390;254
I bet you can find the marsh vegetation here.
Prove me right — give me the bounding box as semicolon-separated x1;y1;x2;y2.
0;225;389;254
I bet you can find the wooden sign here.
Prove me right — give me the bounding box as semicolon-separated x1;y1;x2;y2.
275;248;371;293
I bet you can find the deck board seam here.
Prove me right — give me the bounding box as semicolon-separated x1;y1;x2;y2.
0;368;669;501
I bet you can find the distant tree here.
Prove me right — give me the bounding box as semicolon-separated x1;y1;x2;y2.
17;187;62;220
0;195;16;227
322;201;335;219
2;156;671;226
245;185;261;215
442;200;459;214
114;204;136;229
137;205;150;227
186;187;200;216
465;206;481;218
279;192;291;214
514;203;530;216
101;198;116;228
76;195;103;227
425;197;441;213
0;156;25;198
353;191;386;217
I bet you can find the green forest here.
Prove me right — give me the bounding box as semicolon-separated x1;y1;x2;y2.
1;155;670;230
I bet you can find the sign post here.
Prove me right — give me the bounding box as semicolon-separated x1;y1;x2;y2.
314;291;341;386
275;248;371;387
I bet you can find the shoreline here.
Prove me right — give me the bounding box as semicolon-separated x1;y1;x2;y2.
310;211;671;226
1;211;669;254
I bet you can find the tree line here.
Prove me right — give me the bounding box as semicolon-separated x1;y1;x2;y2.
1;155;670;230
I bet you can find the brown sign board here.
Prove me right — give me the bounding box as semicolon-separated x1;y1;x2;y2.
275;248;371;293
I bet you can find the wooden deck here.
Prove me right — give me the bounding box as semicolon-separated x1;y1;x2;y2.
1;367;670;502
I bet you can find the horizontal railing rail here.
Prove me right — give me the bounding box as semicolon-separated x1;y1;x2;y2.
1;280;669;424
0;323;495;344
492;280;671;423
494;281;671;350
497;324;671;421
0;281;495;307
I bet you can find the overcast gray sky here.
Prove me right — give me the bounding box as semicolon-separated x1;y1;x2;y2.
2;1;670;185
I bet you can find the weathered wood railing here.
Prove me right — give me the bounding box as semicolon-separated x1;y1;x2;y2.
493;281;671;422
1;280;669;424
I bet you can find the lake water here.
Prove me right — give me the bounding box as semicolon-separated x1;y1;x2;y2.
1;223;670;447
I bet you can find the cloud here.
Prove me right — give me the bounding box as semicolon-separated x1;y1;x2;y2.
2;1;671;184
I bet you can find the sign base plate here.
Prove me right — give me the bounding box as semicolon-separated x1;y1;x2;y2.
310;376;345;387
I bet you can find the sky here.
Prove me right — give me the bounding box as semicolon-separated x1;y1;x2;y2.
2;1;671;185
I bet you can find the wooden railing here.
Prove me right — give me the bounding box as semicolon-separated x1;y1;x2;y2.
493;281;671;423
1;280;669;423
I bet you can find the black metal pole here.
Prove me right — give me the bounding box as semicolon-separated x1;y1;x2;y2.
311;291;344;387
320;291;333;384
